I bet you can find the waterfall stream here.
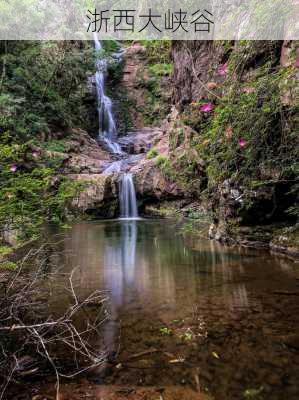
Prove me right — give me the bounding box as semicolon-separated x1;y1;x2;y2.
93;34;139;219
93;33;122;155
119;174;139;219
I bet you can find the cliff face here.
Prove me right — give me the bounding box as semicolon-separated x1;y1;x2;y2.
169;40;298;253
171;41;224;108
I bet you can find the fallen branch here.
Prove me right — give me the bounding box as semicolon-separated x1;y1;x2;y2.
0;244;110;400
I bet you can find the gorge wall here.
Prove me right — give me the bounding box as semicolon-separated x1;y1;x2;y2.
167;40;298;254
68;40;298;255
2;39;296;255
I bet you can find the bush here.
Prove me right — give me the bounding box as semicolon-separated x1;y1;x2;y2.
155;154;169;167
146;147;158;159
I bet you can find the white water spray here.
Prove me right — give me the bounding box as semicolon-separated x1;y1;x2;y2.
93;33;122;154
119;174;138;219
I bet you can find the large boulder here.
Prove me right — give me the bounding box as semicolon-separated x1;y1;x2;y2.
63;129;113;174
70;174;119;218
132;159;184;200
118;127;163;154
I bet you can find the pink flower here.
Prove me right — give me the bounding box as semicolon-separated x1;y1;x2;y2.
295;57;299;68
238;138;247;147
199;103;214;113
218;63;228;76
10;164;18;172
32;151;39;158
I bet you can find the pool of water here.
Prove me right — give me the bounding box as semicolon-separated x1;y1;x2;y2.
40;219;299;400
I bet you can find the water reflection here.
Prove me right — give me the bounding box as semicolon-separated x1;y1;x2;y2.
103;221;137;305
45;220;298;352
46;220;297;312
40;220;299;398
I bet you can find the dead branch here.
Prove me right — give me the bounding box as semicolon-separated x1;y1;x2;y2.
0;244;110;400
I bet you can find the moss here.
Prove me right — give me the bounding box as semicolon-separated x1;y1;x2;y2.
131;41;172;127
0;261;17;271
194;59;297;192
148;63;173;77
271;225;299;249
145;205;179;218
146;148;158;159
112;87;135;134
155;154;168;167
0;246;13;257
39;139;69;153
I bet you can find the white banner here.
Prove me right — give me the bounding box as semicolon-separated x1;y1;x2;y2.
0;0;298;40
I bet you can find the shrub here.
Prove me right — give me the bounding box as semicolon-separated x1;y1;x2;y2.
146;147;158;159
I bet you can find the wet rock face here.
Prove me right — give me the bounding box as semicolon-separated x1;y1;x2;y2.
118;128;163;155
63;129;113;174
47;129;119;217
208;177;299;254
71;174;119;218
133;160;184;201
171;41;224;109
121;43;147;129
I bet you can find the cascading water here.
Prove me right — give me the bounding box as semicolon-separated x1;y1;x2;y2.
93;33;122;154
119;174;138;219
93;34;139;218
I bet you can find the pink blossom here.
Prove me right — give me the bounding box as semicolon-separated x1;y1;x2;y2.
32;151;39;158
10;164;18;172
295;57;299;68
199;103;214;113
238;138;247;147
218;63;228;76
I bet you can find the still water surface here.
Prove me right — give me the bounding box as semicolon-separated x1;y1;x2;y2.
45;219;299;400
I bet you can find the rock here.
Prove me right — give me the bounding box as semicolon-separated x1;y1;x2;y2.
1;226;20;247
270;227;299;258
171;41;224;108
63;129;112;174
118;127;163;154
132;159;184;201
70;174;119;218
65;154;108;174
121;44;147;128
208;224;216;239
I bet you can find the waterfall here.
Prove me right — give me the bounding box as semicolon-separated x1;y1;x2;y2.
93;35;139;219
93;33;122;154
119;174;138;219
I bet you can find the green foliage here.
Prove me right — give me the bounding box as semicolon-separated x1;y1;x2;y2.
40;139;69;153
155;154;168;167
45;178;84;224
0;41;94;140
102;40;121;54
0;246;13;257
160;327;172;336
243;387;264;399
0;134;82;242
0;261;17;271
177;44;298;203
0;41;93;241
146;147;158;159
155;154;177;182
133;40;172;126
196;64;297;188
148;63;173;77
139;40;171;64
